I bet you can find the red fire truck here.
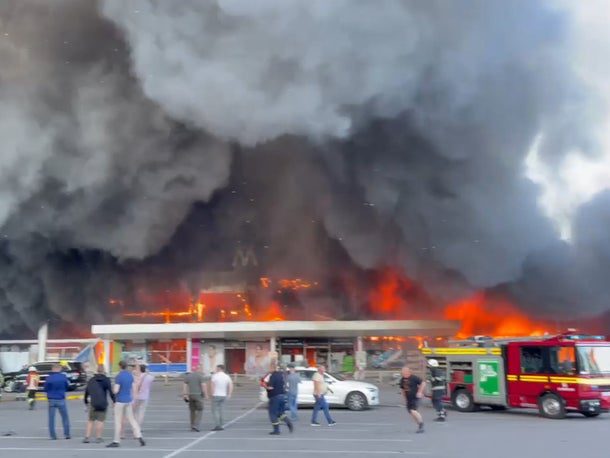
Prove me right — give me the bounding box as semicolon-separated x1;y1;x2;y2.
420;331;610;419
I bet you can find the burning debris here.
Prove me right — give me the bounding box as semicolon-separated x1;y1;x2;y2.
0;1;609;337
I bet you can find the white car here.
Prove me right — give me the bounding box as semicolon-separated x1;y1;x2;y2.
259;367;380;411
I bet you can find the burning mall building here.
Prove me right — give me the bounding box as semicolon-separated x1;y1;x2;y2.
90;247;461;375
1;2;610;373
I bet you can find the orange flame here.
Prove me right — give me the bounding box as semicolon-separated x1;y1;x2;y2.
257;301;285;321
368;268;415;318
445;292;548;338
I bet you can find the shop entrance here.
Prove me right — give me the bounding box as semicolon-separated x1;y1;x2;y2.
225;348;246;374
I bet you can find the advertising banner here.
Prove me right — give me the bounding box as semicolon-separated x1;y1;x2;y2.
201;342;225;376
191;340;201;371
245;342;271;377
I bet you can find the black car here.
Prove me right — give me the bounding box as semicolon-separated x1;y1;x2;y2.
3;361;87;392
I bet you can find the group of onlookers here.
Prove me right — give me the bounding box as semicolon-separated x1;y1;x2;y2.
16;358;443;444
22;360;234;445
23;361;152;447
260;363;336;436
183;364;233;432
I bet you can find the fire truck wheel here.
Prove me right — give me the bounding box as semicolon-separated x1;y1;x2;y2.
538;393;566;419
451;389;475;412
581;411;600;418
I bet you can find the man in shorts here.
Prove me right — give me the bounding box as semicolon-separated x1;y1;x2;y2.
399;366;425;433
83;364;115;443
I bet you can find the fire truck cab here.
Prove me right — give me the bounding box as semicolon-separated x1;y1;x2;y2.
421;331;610;419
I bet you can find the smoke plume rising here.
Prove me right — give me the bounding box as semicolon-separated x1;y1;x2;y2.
0;0;609;336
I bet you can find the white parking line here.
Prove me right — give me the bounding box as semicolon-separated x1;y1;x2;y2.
0;436;196;440
223;427;375;432
0;448;429;455
206;437;413;442
183;450;428;455
162;402;262;458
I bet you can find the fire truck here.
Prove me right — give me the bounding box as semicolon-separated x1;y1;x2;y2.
420;331;610;419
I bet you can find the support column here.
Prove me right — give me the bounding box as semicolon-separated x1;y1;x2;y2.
355;336;365;381
186;337;192;372
37;323;48;362
269;337;278;364
103;339;111;375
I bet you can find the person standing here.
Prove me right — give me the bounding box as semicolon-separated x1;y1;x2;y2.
342;351;355;375
183;364;208;432
106;361;145;448
311;365;336;427
399;366;425;433
262;362;293;435
26;366;40;410
83;364;115;444
133;365;154;429
427;359;447;422
44;363;71;440
286;364;301;421
210;365;233;431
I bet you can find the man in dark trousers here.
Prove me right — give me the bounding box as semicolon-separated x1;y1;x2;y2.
399;366;426;433
261;362;293;435
427;359;447;422
83;364;115;443
44;363;71;440
182;364;208;432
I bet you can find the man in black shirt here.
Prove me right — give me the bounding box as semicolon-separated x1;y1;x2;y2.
261;362;294;435
399;366;425;433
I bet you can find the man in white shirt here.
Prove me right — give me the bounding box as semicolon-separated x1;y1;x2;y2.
210;365;233;431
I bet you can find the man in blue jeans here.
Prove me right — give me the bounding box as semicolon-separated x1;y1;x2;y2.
262;362;293;435
286;364;301;421
311;365;336;427
44;363;71;440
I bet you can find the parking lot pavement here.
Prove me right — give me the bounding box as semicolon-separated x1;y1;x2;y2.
1;381;610;458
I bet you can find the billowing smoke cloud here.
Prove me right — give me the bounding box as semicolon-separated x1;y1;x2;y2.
0;0;608;335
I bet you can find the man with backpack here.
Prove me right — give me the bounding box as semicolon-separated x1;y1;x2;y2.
83;364;115;444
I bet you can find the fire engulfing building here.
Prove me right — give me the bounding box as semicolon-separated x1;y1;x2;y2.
92;319;459;376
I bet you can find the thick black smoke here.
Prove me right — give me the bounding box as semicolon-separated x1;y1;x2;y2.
0;0;608;336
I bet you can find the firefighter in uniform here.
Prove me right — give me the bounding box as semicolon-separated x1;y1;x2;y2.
428;359;447;421
26;366;40;410
261;362;294;435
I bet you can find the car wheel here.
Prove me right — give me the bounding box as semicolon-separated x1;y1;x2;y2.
581;411;600;418
346;391;368;411
538;393;566;419
451;389;476;412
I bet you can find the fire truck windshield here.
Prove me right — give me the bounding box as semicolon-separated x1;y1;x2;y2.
577;346;610;375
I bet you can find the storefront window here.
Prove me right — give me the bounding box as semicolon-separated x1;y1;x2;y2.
148;340;186;364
